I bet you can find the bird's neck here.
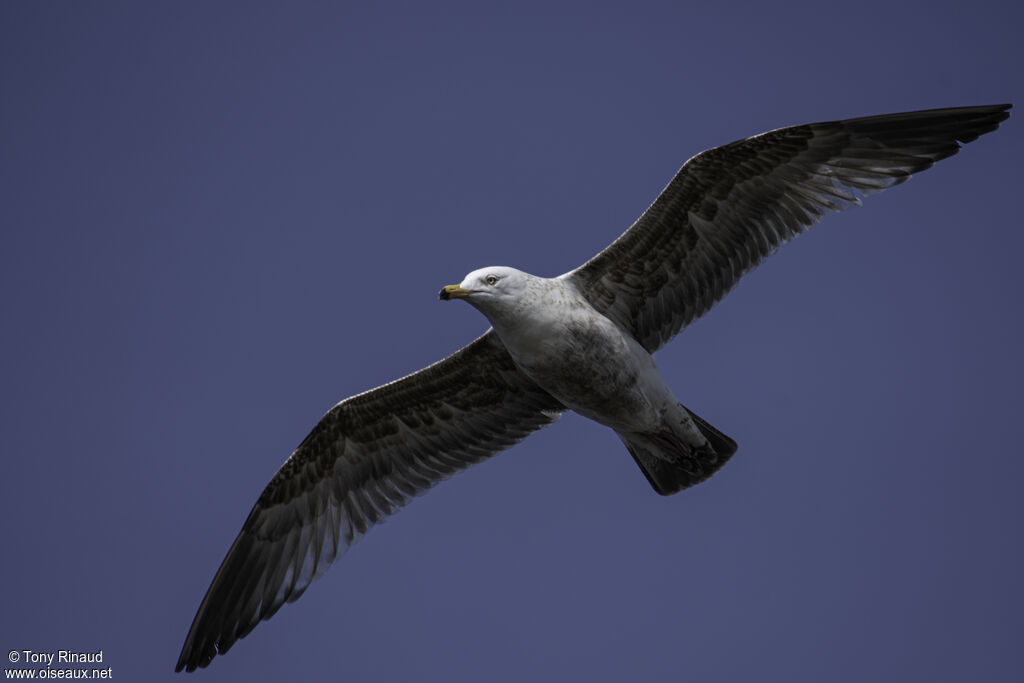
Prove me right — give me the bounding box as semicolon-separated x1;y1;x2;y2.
482;278;588;362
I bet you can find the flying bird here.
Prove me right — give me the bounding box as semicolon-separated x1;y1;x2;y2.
176;104;1010;672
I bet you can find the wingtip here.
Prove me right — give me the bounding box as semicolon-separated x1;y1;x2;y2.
173;649;202;674
175;612;225;673
175;646;215;674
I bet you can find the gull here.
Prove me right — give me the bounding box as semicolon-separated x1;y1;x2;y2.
176;104;1010;672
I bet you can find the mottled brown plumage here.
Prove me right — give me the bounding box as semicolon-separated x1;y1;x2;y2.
570;105;1010;351
177;333;561;671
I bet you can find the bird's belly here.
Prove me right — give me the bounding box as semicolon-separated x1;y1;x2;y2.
507;317;663;431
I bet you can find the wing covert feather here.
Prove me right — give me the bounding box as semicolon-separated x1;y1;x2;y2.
176;331;562;672
568;104;1011;352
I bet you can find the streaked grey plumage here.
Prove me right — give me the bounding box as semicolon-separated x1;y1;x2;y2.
177;104;1010;672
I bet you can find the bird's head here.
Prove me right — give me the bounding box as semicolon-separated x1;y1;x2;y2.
439;266;531;318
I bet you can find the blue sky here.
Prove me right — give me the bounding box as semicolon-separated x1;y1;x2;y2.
2;1;1022;681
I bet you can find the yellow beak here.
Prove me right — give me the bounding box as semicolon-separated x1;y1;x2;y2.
438;284;473;301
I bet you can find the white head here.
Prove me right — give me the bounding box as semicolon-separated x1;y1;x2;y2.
438;266;532;319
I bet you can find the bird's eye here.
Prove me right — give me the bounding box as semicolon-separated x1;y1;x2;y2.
485;275;498;285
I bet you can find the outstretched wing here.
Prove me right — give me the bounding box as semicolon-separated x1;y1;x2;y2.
567;104;1011;352
176;331;563;672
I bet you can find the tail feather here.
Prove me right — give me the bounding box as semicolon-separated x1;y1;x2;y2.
621;405;738;496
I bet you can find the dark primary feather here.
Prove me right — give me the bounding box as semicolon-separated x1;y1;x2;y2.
568;104;1011;352
175;332;562;672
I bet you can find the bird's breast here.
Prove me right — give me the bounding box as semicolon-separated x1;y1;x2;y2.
496;308;662;430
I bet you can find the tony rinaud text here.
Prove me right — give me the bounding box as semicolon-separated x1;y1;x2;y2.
19;651;102;666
